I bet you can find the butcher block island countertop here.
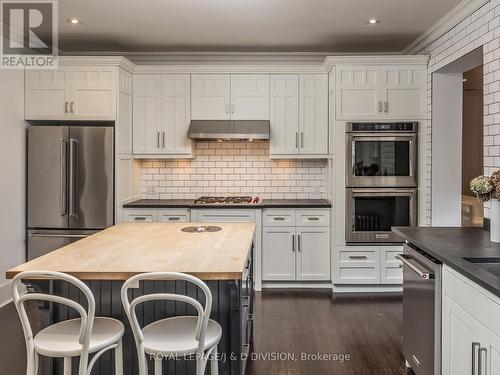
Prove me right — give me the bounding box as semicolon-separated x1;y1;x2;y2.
6;222;256;280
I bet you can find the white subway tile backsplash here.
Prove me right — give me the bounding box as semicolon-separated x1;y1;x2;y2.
139;141;328;199
419;2;500;221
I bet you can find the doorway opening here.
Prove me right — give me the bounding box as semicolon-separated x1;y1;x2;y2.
462;65;484;227
431;47;484;226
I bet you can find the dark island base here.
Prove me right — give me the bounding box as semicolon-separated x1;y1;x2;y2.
32;278;253;375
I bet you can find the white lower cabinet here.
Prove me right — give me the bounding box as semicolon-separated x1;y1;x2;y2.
296;227;330;280
333;246;403;285
262;227;296;280
191;209;256;223
158;209;190;223
262;209;331;282
442;266;500;375
123;208;158;222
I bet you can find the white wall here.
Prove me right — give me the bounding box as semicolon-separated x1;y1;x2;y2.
0;70;26;305
418;0;500;222
431;73;463;226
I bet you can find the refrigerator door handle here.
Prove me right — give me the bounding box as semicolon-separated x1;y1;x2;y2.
59;139;67;216
69;138;79;218
29;233;90;239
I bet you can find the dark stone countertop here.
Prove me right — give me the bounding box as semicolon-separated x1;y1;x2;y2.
393;227;500;298
123;199;194;208
123;199;332;209
262;199;332;208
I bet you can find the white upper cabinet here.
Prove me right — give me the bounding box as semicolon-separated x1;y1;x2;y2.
25;69;70;120
230;74;269;120
270;75;299;155
25;66;117;121
69;67;117;120
270;74;328;157
162;75;192;155
133;75;162;154
191;74;270;120
133;74;192;157
191;74;230;120
299;74;328;155
335;66;382;120
381;66;427;119
335;65;426;120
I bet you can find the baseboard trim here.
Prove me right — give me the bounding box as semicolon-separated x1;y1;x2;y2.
0;281;12;308
262;282;332;289
332;285;403;293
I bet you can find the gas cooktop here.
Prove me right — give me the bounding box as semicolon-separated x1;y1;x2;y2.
193;196;261;205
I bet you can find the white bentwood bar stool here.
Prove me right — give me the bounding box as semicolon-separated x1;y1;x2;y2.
121;272;222;375
12;271;125;375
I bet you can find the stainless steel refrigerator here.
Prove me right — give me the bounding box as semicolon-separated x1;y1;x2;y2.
27;124;114;260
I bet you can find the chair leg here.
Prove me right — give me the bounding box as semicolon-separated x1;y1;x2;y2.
64;357;72;375
26;351;36;375
115;339;123;375
211;346;219;375
34;352;40;375
154;358;162;375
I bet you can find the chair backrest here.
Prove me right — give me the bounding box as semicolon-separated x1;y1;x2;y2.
11;271;96;354
121;272;213;355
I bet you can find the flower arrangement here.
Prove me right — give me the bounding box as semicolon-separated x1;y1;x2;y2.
470;171;500;202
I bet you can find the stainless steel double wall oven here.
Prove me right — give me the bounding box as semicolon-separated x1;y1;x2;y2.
346;122;418;243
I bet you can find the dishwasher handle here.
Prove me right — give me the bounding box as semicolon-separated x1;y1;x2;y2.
397;254;434;280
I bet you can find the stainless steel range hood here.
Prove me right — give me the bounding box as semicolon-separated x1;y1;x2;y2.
187;120;270;141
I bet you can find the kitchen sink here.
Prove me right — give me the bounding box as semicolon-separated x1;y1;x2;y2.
464;257;500;278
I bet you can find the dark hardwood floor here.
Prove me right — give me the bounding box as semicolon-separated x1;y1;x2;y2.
0;291;408;375
248;290;408;375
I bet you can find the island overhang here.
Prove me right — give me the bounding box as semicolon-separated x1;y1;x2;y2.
6;222;256;280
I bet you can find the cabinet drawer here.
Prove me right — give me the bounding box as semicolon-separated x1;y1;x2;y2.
339;249;378;264
123;208;157;222
263;209;295;227
337;266;380;284
334;247;381;284
295;209;330;227
194;209;256;223
383;247;403;266
158;209;190;223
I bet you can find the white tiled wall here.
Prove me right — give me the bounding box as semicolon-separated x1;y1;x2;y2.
140;141;328;200
417;0;500;221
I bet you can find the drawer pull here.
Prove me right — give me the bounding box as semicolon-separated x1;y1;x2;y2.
168;217;180;221
273;217;286;221
134;217;147;221
349;255;368;260
307;217;320;221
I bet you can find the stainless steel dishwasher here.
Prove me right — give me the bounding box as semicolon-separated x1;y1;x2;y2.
397;242;442;375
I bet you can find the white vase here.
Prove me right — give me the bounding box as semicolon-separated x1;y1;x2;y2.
491;199;500;242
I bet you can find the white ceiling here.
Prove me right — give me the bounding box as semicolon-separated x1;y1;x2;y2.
59;0;462;53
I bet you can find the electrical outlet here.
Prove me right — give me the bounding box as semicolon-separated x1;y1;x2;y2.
145;185;156;194
313;185;321;194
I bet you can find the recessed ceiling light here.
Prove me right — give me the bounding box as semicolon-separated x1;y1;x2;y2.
68;18;81;24
367;19;380;24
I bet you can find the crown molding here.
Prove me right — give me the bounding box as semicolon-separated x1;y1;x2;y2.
402;0;489;55
324;55;429;70
58;56;136;72
133;64;327;74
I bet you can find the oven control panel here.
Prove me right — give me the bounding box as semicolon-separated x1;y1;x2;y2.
348;122;417;132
